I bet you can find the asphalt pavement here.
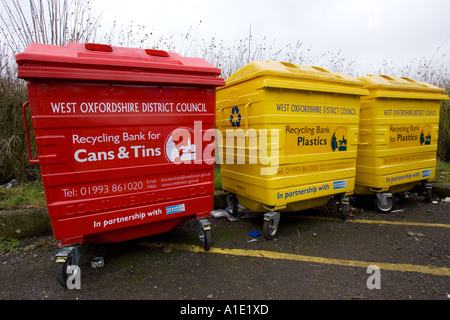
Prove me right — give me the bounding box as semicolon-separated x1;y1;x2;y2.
0;191;449;308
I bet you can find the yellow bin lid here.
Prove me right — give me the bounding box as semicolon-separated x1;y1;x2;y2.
221;61;369;96
358;74;449;100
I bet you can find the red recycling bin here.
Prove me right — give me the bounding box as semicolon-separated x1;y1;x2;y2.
16;42;224;285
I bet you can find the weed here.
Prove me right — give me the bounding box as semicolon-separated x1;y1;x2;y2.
436;159;450;183
214;166;222;190
431;287;445;296
0;237;21;255
0;180;46;209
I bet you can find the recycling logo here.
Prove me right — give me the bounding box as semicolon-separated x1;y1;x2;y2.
230;106;241;127
420;129;431;145
331;127;348;152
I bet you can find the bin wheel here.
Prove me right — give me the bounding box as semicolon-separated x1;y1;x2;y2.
425;188;432;203
374;197;394;213
424;187;432;203
197;219;211;251
231;194;239;217
56;257;72;287
339;196;350;221
263;218;278;240
55;245;80;287
341;203;349;220
199;228;211;251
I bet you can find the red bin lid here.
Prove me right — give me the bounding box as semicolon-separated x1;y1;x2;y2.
16;42;224;86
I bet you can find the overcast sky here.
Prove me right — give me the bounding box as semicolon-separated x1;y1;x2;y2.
74;0;450;75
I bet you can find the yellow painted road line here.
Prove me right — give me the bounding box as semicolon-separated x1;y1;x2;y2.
349;219;450;229
298;215;450;229
142;242;450;277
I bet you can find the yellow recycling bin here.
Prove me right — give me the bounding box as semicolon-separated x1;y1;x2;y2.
355;74;449;212
216;61;369;239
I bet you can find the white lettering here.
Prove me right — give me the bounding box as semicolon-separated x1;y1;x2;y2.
51;102;77;114
74;149;115;162
72;134;120;146
74;149;87;162
79;102;139;113
180;304;214;317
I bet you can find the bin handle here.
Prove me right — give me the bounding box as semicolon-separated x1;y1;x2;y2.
145;49;170;57
358;128;371;146
22;101;39;164
243;102;251;148
244;102;250;132
217;108;223;131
